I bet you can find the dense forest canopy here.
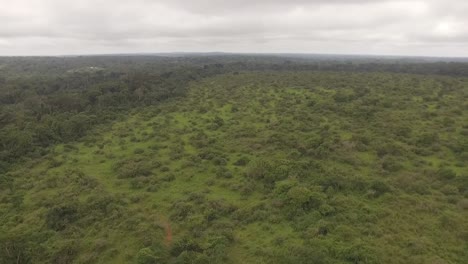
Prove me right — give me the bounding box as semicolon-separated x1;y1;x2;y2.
0;54;467;263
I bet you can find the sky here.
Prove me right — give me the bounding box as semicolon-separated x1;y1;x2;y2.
1;0;468;57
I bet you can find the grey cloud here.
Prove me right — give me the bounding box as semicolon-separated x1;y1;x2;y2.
1;0;468;56
162;0;393;15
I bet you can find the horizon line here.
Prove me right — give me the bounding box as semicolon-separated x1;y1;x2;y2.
1;51;468;60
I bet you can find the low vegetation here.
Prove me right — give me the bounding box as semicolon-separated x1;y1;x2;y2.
0;56;467;263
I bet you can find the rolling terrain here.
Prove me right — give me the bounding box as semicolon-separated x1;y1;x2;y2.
0;57;467;263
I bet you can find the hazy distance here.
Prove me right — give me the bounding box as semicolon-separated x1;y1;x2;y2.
1;0;468;57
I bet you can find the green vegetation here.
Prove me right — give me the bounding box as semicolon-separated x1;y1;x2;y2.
0;56;467;263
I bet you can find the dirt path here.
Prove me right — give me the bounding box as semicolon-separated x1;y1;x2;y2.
165;222;172;246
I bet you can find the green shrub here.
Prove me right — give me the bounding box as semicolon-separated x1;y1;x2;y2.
369;180;391;198
113;158;152;178
136;248;157;264
46;204;79;231
234;156;250;166
381;156;403;172
0;234;34;264
437;168;457;180
134;148;145;154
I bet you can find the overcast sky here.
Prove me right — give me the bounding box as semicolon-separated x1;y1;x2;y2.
1;0;467;56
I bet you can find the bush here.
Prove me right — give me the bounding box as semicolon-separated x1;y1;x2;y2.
136;248;157;264
174;251;209;264
437;168;457;180
381;156;402;172
171;237;203;257
50;240;79;264
46;205;79;231
368;180;391;198
270;243;329;264
234;156;250;166
113;158;152;178
212;157;227;166
134;148;145;154
458;199;468;210
0;234;34;264
286;186;326;211
417;132;439;147
339;243;377;263
216;167;232;179
319;204;335;216
170;202;194;221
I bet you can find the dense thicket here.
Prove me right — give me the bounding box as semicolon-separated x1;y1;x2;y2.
0;61;231;171
2;55;468;170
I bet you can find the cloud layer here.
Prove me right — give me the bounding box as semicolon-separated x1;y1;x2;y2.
1;0;468;56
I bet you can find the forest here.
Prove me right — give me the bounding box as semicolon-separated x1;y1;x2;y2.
0;54;467;264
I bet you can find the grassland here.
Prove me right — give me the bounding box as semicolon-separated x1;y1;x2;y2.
1;71;467;263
